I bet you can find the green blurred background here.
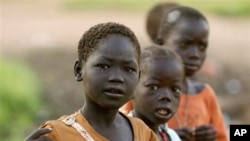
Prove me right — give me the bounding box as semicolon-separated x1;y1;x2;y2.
64;0;250;16
1;0;250;140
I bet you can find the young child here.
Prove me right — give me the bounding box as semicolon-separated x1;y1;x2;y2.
122;4;228;141
146;2;179;45
157;6;228;141
25;22;158;141
130;45;184;141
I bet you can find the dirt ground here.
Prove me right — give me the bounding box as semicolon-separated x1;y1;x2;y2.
1;1;250;124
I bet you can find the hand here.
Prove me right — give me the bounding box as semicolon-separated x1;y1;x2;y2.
174;127;194;141
194;124;217;141
25;128;52;141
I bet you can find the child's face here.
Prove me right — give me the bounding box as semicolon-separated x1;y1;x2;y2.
165;18;209;76
134;59;183;124
82;34;139;109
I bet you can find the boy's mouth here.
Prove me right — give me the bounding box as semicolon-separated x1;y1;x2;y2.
157;109;168;115
156;107;172;117
104;87;124;95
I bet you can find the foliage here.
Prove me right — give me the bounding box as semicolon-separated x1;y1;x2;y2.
0;59;42;141
63;0;250;17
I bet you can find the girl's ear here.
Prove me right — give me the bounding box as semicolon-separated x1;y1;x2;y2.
74;59;83;82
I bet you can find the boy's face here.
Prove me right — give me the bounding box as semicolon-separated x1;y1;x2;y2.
165;18;209;76
134;59;183;124
82;34;139;109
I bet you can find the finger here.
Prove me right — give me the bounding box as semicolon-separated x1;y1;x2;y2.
195;128;216;136
175;127;193;141
195;135;216;141
195;126;217;136
195;129;217;141
26;128;52;139
195;124;211;131
195;124;210;131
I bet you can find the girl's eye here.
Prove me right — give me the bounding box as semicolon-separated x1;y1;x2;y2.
148;85;158;90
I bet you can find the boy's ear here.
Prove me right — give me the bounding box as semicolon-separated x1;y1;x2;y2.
74;59;83;82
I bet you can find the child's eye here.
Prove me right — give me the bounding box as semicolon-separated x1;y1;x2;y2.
124;67;136;73
148;85;158;90
179;42;189;48
97;64;109;70
172;87;182;94
198;44;207;51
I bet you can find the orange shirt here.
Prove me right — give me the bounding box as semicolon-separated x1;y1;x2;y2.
39;110;158;141
120;84;228;141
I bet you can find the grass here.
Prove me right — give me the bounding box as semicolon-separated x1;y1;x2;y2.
62;0;250;17
0;59;42;141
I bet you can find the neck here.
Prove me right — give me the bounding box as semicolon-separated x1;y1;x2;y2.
81;97;119;128
183;77;195;95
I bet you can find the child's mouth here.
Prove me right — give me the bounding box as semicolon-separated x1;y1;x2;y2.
105;88;123;94
104;87;125;98
156;108;172;118
157;109;169;115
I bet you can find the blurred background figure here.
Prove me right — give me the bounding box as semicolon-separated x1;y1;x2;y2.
1;0;249;141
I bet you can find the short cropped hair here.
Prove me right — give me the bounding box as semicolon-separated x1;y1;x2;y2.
146;4;208;45
140;45;183;73
78;22;141;62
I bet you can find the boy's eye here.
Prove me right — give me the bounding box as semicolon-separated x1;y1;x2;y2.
180;42;186;46
179;42;189;48
172;87;182;95
199;44;207;51
148;85;158;90
97;64;109;70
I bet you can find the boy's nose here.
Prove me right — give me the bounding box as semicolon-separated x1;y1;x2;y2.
108;68;124;83
189;46;200;58
158;89;171;102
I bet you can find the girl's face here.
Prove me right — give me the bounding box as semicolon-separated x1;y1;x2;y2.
134;59;183;124
165;18;209;76
82;34;139;109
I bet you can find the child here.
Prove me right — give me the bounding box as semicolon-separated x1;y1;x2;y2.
25;22;158;141
146;2;179;45
122;4;228;141
130;46;184;141
157;6;228;141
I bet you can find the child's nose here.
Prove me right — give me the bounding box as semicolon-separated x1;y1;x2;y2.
108;68;124;83
158;89;171;102
189;46;200;58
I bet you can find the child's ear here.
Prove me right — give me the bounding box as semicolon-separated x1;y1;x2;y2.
74;59;83;82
